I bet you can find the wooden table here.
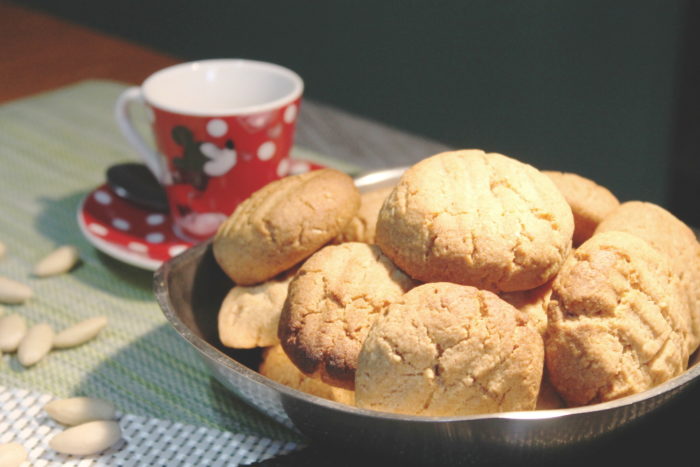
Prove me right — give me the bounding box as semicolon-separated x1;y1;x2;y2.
0;2;177;103
0;1;450;172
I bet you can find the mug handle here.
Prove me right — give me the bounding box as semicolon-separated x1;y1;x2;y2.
114;87;167;184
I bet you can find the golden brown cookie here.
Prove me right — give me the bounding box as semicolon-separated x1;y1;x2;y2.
595;201;700;353
544;231;690;407
499;280;553;336
213;169;360;285
218;273;293;349
536;370;565;410
375;150;574;293
278;242;416;389
335;185;394;244
259;344;355;405
543;171;620;246
355;282;544;416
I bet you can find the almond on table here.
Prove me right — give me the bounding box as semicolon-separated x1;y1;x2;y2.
53;316;108;349
17;322;54;367
0;276;32;304
0;313;28;353
49;420;122;456
44;397;116;425
0;442;28;467
33;245;81;277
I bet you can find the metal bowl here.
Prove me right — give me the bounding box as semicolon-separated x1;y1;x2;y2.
153;168;700;465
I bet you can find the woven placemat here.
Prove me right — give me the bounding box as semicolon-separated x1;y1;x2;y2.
0;80;353;445
1;386;298;466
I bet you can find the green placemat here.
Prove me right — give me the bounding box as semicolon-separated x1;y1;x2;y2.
0;80;355;443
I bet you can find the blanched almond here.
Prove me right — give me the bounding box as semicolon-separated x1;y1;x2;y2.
33;245;80;277
53;316;108;349
0;313;27;352
49;420;122;456
17;322;54;366
0;276;32;304
44;397;116;425
0;240;6;259
0;442;28;467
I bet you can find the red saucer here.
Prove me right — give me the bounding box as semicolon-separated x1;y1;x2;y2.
78;159;325;270
78;184;193;270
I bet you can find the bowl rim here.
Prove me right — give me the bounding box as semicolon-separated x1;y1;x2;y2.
153;166;700;425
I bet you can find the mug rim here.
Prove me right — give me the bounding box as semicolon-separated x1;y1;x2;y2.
141;58;304;117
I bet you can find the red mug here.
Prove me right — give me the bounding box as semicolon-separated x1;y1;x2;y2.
115;59;304;241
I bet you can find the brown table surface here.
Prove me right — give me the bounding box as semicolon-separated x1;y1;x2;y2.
0;2;178;103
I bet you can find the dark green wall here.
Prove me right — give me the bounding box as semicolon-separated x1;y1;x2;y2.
19;0;689;212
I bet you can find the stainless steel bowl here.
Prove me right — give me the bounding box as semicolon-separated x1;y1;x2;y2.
153;168;700;465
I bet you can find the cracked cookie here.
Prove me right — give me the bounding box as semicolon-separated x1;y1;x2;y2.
544;231;690;407
218;272;293;349
595;201;700;354
259;344;355;405
278;242;416;389
213;168;360;285
375;150;574;293
355;282;544;416
543;170;620;246
335;185;394;244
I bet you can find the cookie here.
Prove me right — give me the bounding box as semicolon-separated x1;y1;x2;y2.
259;344;355;405
543;171;620;246
213;169;360;285
544;231;689;407
375;150;574;293
335;185;394;244
595;201;700;353
536;369;565;410
278;242;416;389
355;282;544;416
218;272;293;349
499;279;553;336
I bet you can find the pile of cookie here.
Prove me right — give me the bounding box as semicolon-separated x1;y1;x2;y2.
212;149;700;416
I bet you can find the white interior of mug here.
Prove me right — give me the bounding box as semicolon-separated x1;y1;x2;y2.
142;59;304;116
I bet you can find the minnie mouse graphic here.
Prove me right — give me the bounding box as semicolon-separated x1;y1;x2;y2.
170;125;236;191
169;125;237;236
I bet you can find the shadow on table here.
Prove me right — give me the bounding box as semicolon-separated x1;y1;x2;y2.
72;322;300;444
33;189;297;439
33;190;154;299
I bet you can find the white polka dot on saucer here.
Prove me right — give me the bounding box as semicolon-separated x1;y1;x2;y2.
78;184;195;270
